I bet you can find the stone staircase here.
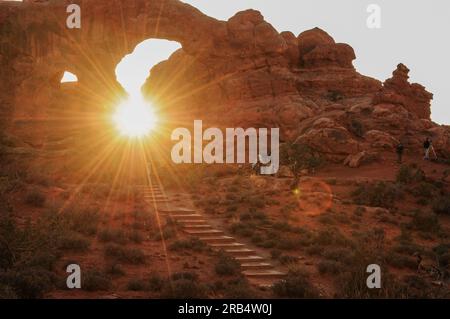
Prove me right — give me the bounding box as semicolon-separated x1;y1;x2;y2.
139;180;286;287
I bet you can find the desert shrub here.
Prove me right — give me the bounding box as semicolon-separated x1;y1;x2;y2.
98;228;127;244
59;232;90;251
128;231;144;244
280;143;323;181
317;260;344;275
0;214;67;298
315;228;353;248
215;254;240;276
272;269;319;298
222;278;254;299
392;242;423;255
322;247;355;264
169;238;207;252
432;196;450;215
147;274;164;292
127;279;147;291
152;226;175;241
62;207;100;236
82;270;111;291
229;222;255;238
240;210;267;222
25;189;46;207
336;267;406;298
409;211;440;233
433;243;450;256
387;253;417;270
353;206;366;216
349;119;365;137
104;244;146;264
409;182;438;199
276;236;298;250
0;284;17;299
270;249;282;260
279;255;298;265
352;182;403;208
0;268;56;299
104;263;125;277
318;214;336;225
162;273;208;298
396;165;415;184
327;90;343;102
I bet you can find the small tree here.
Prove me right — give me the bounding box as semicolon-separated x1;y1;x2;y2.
280;143;323;188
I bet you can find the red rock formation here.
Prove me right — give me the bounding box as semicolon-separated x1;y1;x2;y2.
0;0;448;162
373;63;433;120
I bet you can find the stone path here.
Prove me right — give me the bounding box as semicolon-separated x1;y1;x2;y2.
138;180;286;288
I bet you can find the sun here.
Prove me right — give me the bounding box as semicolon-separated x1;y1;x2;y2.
112;95;158;138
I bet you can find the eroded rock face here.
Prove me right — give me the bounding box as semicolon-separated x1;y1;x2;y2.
373;63;433;120
0;0;448;162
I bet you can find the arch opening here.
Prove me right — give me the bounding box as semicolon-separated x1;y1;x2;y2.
112;39;182;138
60;71;78;83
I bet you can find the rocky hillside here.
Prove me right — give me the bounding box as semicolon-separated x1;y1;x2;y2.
0;0;449;166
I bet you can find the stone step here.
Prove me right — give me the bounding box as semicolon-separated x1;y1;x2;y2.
177;219;208;225
170;214;204;220
240;262;273;270
234;255;266;262
143;195;167;200
225;248;255;257
198;236;236;244
160;208;197;214
210;243;245;249
182;224;212;229
144;198;169;202
184;229;224;236
243;270;286;280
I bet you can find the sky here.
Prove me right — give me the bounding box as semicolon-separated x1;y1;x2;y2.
180;0;449;125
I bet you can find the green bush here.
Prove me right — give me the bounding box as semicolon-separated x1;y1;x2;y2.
222;278;254;299
273;269;319;298
104;263;125;277
387;253;417;270
62;207;100;236
162;273;208;298
352;182;403;208
127;279;147;291
147;274;164;292
104;244;146;264
82;270;111;292
98;228;127;244
59;232;90;251
215;254;240;276
0;268;56;299
318;260;344;275
169;238;207;252
410;211;440;233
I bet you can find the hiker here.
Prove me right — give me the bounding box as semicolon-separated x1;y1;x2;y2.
396;142;404;163
423;138;437;160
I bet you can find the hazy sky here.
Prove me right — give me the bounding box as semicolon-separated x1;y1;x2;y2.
180;0;449;125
